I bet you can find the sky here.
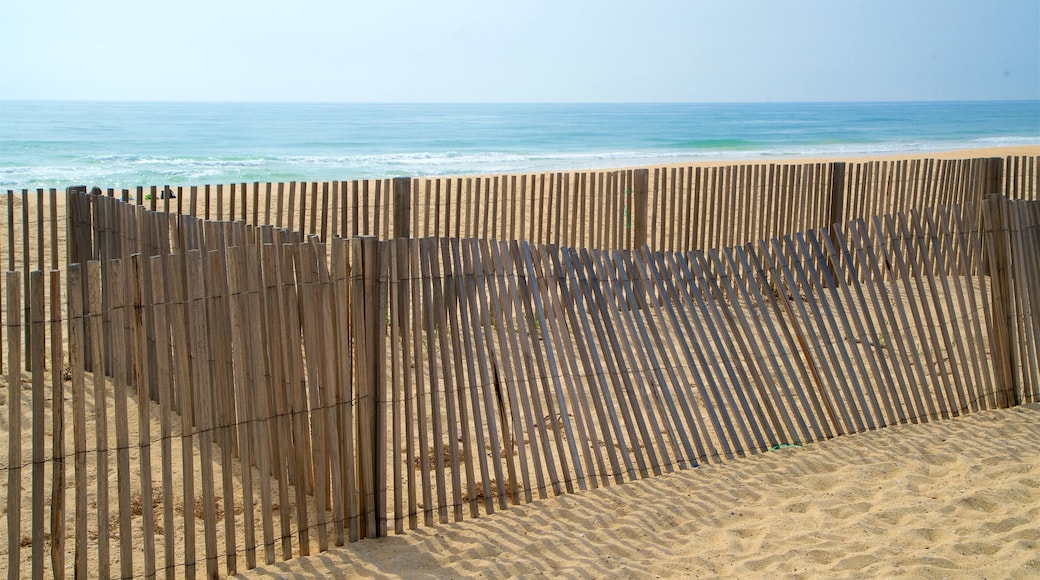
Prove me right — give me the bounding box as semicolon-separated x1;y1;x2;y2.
0;0;1037;103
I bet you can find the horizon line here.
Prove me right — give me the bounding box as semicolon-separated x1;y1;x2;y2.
3;97;1038;106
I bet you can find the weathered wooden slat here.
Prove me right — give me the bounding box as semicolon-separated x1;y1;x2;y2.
1010;200;1040;401
438;239;477;519
184;250;220;578
103;260;136;579
225;246;260;568
129;255;157;578
6;271;22;580
162;253;197;577
710;247;803;444
731;243;824;442
1018;201;1040;401
67;265;89;579
704;248;794;446
869;215;940;419
28;270;45;580
388;240;407;531
204;248;240;576
146;255;177;579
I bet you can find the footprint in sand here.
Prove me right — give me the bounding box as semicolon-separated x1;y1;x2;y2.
834;553;881;571
958;494;999;513
952;540;1001;557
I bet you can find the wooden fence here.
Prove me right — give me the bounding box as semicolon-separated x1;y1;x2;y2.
3;157;1035;289
2;182;1038;577
0;154;1023;383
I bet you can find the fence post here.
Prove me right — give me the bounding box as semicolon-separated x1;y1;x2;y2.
986;157;1005;197
983;194;1016;407
65;186;87;263
393;177;411;240
825;163;847;284
827;162;846;228
631;169;649;249
67;186;93;370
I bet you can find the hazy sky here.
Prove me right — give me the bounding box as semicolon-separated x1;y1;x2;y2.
1;0;1037;103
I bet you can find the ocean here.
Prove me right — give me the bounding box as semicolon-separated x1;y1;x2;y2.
1;100;1037;190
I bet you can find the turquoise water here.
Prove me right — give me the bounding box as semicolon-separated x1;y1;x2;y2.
1;100;1037;190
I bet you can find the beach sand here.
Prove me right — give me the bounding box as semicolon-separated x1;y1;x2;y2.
242;404;1040;579
688;143;1039;167
0;144;1037;578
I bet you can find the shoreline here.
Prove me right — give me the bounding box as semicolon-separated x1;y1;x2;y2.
403;143;1039;183
3;144;1037;193
598;143;1039;176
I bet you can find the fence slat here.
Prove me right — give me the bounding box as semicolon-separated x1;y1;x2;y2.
103;260;136;579
67;265;89;579
130;255;158;578
7;272;22;580
225;246;258;569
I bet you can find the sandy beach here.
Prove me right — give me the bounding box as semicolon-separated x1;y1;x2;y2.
241;404;1040;579
0;144;1037;579
4;4;1038;575
696;143;1040;165
237;144;1037;579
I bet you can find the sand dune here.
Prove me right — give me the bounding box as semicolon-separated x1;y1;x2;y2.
240;404;1040;579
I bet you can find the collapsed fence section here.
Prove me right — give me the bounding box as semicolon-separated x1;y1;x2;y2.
2;190;1037;578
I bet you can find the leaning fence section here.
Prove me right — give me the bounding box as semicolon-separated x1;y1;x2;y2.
2;187;1037;577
